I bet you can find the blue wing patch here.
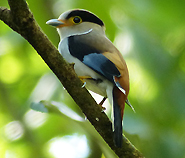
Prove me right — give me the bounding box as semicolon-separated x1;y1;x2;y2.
83;53;120;82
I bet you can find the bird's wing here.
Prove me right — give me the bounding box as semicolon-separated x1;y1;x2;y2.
68;35;121;83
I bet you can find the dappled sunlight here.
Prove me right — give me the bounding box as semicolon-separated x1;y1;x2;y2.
49;135;89;158
114;32;133;56
110;6;129;28
24;110;48;129
4;121;24;141
0;38;12;56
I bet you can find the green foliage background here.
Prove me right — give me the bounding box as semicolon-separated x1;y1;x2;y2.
0;0;185;157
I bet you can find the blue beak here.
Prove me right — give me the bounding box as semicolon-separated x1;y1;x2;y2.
46;19;64;27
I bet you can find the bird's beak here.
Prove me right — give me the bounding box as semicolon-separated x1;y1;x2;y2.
46;19;65;27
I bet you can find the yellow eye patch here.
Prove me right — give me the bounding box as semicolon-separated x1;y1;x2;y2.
69;16;82;24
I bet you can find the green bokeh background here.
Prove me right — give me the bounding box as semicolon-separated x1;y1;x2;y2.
0;0;185;157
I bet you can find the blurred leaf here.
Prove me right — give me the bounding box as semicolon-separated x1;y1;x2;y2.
31;100;85;121
30;101;49;113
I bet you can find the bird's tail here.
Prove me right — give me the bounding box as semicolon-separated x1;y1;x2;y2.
112;86;126;148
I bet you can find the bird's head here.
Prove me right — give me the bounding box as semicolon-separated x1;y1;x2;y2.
46;9;105;39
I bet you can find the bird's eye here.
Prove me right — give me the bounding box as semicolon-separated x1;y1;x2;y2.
72;16;82;24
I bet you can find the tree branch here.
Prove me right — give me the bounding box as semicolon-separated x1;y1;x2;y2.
0;1;144;157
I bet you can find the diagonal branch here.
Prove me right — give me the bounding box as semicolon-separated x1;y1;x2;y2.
0;1;144;157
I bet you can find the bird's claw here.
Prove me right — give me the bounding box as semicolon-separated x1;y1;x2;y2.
81;81;86;88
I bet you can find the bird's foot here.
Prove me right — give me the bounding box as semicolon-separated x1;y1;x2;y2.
78;76;92;88
79;76;93;80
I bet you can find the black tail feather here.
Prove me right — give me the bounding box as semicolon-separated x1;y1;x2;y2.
113;91;123;148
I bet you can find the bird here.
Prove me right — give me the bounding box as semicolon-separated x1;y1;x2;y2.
46;9;134;148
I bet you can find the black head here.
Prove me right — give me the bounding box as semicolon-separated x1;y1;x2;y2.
65;9;104;27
